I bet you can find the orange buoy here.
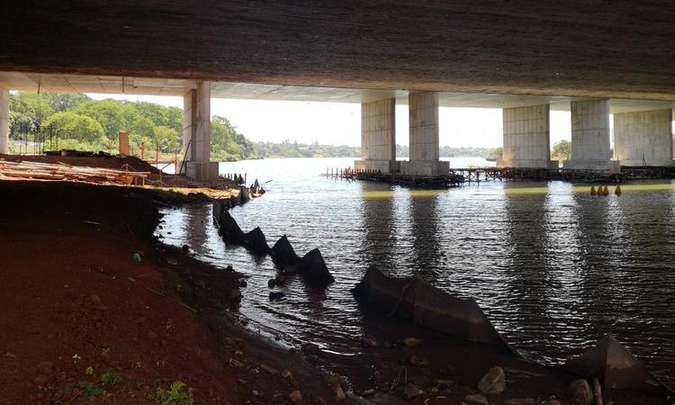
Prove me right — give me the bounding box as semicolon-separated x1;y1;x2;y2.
590;186;597;196
603;186;610;196
615;185;622;195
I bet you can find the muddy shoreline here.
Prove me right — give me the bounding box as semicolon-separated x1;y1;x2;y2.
0;180;336;404
1;180;671;404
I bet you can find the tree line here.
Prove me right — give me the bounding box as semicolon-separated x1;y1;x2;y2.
8;92;255;161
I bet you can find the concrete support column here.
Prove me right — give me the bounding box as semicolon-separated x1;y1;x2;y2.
182;81;218;180
497;104;557;169
563;99;619;173
354;98;398;174
0;88;9;154
614;109;673;167
400;92;448;176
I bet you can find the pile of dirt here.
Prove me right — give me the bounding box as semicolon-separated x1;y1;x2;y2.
0;154;162;175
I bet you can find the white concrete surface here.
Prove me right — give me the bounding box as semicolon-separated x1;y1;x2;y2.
182;81;218;180
408;92;439;162
2;71;675;112
0;88;8;154
614;109;673;167
497;104;557;169
354;98;397;173
564;99;620;173
400;92;449;176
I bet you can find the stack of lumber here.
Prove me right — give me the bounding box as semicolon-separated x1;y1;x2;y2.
0;160;150;186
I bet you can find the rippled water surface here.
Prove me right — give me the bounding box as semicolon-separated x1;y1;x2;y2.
156;157;675;384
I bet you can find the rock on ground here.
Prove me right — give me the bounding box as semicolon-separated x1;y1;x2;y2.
463;393;489;405
569;379;593;405
477;366;506;394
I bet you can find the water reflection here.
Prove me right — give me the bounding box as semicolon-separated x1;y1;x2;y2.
154;158;675;386
501;183;553;359
409;191;442;281
611;191;675;383
359;182;396;271
184;203;210;255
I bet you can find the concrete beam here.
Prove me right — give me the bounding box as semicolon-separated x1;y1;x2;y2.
400;92;449;176
354;98;398;174
182;81;218;181
614;109;673;167
563;99;619;173
0;88;8;154
497;104;557;169
3;1;675;101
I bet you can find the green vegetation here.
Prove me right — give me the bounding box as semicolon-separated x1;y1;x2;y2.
156;381;194;405
100;369;122;387
211;116;256;161
7;92;254;161
77;367;121;398
551;140;571;161
254;142;503;159
253;140;359;158
78;381;104;397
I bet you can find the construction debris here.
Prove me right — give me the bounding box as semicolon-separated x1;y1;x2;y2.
0;160;149;185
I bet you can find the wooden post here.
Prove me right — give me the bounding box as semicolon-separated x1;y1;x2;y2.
118;131;129;155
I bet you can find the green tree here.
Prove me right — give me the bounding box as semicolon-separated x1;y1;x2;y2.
551;140;571;161
44;93;91;112
211;116;251;161
154;126;180;153
9;93;55;137
76;99;131;141
42;111;106;143
8;111;37;139
133;102;183;134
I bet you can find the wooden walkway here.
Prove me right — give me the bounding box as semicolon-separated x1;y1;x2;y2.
326;165;675;187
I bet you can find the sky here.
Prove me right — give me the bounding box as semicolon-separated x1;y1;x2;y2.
87;93;573;148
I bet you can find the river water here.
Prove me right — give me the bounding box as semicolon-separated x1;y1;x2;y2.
155;157;675;385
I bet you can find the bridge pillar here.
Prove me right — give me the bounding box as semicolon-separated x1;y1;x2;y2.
563;99;619;173
613;109;673;167
400;92;449;176
0;88;8;154
354;97;398;174
182;81;218;180
497;104;557;169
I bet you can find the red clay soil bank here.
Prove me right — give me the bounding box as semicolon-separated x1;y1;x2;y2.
0;181;336;404
0;154;162;175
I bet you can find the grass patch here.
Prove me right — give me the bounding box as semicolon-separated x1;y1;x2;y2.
156;381;194;405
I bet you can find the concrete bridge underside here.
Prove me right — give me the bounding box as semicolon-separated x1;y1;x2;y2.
2;1;675;101
1;1;674;177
